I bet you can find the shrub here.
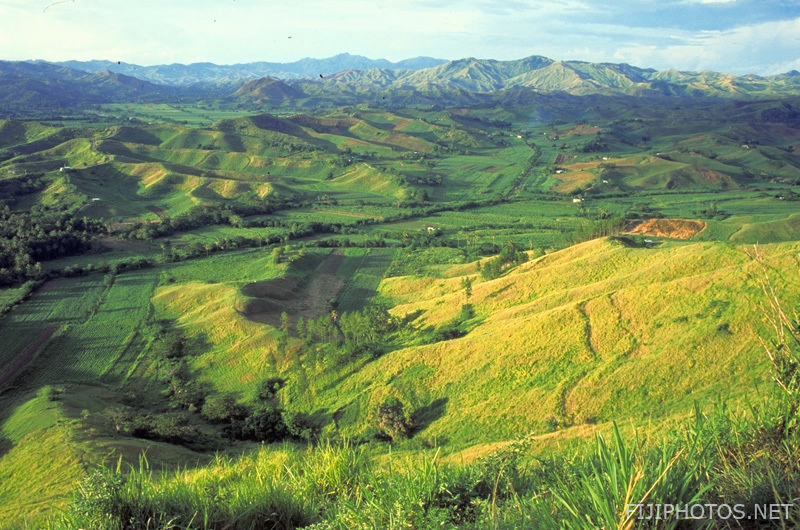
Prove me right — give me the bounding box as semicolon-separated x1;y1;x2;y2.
283;410;319;441
201;393;247;423
241;405;290;442
256;377;286;403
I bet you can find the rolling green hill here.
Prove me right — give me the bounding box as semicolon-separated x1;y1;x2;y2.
1;85;800;527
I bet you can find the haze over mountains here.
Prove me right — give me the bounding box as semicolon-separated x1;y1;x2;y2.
2;53;800;112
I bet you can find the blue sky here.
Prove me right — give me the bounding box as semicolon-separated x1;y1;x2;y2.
0;0;798;75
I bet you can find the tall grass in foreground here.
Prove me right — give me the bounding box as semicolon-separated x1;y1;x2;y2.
44;398;800;529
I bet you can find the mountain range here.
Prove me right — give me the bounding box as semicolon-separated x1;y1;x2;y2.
2;53;800;112
50;53;447;86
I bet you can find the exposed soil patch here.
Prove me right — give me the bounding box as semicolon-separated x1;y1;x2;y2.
554;153;575;165
0;326;57;388
561;124;602;137
626;218;706;240
314;250;345;274
97;236;151;252
694;167;736;188
241;277;301;301
238;250;346;326
37;280;59;294
146;205;168;218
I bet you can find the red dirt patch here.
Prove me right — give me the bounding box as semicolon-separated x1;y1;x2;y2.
0;326;58;388
626;218;706;240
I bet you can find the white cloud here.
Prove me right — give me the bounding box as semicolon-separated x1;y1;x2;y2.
612;17;800;74
0;0;796;74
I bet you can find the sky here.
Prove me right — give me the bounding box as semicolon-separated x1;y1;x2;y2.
0;0;799;75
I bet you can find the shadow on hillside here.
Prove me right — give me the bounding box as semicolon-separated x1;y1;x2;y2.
0;319;217;462
411;397;448;434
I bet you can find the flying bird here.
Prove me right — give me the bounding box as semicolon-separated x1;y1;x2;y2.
43;0;74;12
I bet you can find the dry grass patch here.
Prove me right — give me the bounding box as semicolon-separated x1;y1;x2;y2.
626;218;706;239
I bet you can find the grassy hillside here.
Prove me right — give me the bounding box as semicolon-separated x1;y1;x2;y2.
281;239;795;447
0;237;796;527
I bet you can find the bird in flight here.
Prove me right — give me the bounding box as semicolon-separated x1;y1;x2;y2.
43;0;75;13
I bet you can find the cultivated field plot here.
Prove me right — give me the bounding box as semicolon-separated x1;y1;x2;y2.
0;270;159;391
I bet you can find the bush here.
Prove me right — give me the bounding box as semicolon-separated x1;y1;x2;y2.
256;377;286;403
201;393;247;423
283;410;319;441
241;405;290;443
148;413;199;443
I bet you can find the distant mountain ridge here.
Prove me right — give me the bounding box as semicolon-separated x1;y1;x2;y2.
289;56;800;99
3;54;800;113
0;61;179;109
50;53;447;86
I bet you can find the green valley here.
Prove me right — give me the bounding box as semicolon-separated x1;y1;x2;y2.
0;57;800;529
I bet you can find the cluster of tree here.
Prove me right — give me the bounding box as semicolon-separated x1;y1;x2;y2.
330;153;362;168
582;136;608;153
0;204;104;286
256;139;319;155
58;257;154;280
433;143;468;155
405;174;443;187
105;323;317;446
569;215;628;244
202;378;319;443
694;202;726;220
0;171;51;198
116;202;282;240
395;187;428;207
480;241;528;280
104;406;199;444
292;305;399;365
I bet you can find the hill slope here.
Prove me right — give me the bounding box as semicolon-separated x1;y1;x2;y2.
145;238;800;448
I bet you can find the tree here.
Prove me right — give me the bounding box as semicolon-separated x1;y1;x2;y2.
283;410;317;441
460;277;473;302
160;239;174;261
373;396;412;441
